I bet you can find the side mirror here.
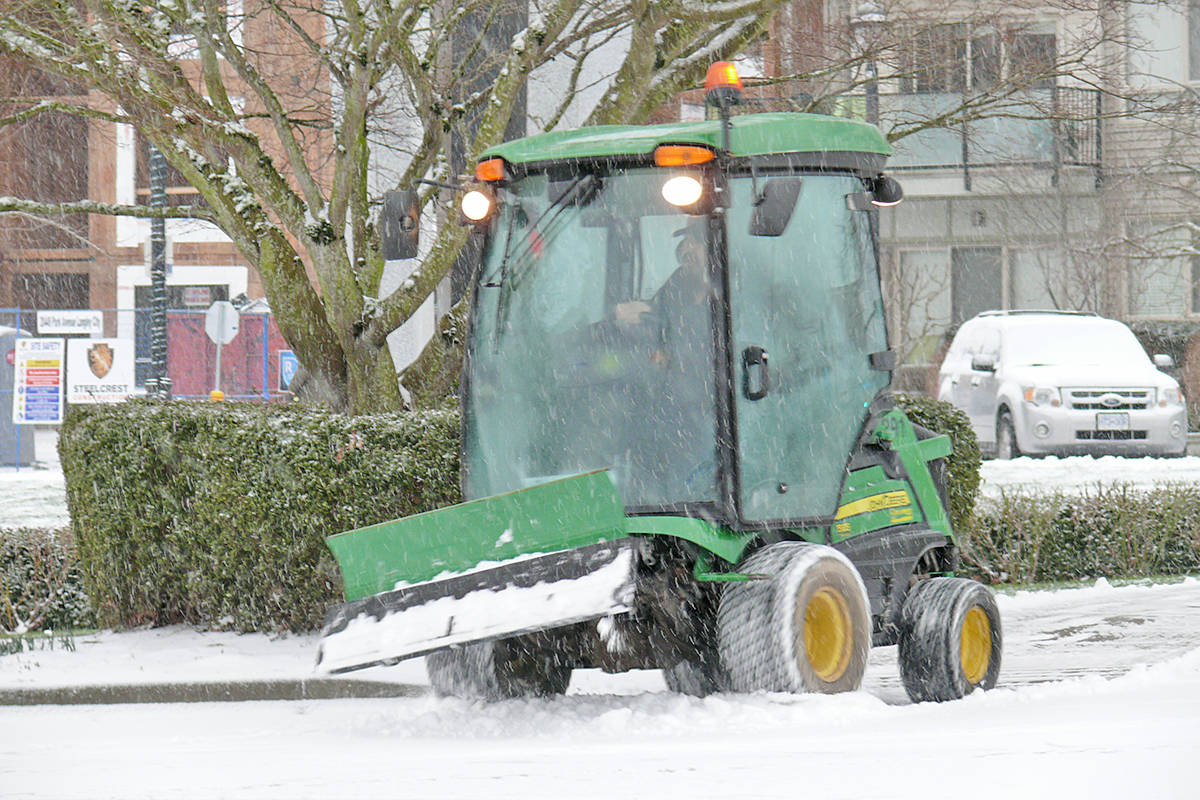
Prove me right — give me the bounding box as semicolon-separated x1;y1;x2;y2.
1154;353;1175;369
869;175;904;206
380;189;420;260
971;353;996;372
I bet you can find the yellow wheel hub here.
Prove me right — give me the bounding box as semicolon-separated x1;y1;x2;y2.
804;587;852;682
960;605;992;685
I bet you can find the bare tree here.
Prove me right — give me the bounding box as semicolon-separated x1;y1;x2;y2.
0;0;785;412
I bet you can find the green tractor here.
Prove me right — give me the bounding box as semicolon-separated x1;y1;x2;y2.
317;65;1002;703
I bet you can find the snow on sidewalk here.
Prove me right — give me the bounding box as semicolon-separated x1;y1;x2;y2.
0;626;427;690
979;454;1200;498
0;468;67;530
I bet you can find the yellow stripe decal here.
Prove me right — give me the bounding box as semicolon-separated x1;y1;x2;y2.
835;490;911;521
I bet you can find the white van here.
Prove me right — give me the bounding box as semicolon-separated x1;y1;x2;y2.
937;311;1187;458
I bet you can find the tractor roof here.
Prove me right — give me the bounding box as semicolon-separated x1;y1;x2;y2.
481;112;891;167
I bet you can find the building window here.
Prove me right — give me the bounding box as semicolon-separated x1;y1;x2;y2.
899;23;1055;94
11;273;90;310
1010;249;1060;310
134;132;203;208
894;250;952;358
971;30;1002;91
0;111;89;249
1128;221;1191;317
1191;226;1200;312
1191;0;1200;82
1011;31;1056;90
951;246;1003;324
0;55;86;97
900;24;967;93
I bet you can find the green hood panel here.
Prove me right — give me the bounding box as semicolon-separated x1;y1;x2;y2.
482;113;890;166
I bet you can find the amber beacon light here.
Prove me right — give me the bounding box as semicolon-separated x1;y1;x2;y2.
704;61;744;93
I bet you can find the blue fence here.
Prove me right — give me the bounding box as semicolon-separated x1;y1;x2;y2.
1;307;291;468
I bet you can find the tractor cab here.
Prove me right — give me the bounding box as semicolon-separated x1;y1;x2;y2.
463;112;898;530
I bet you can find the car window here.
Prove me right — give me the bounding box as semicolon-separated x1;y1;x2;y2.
1002;320;1150;366
951;323;977;357
978;326;1000;358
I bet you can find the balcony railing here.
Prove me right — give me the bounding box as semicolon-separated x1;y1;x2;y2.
723;87;1103;190
880;87;1102;189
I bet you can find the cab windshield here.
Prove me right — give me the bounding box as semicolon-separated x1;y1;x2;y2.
465;167;718;508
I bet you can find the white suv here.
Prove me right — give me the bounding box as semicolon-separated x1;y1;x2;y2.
937;311;1187;458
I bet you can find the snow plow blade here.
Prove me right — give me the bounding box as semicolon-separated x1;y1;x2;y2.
316;471;633;674
317;541;635;673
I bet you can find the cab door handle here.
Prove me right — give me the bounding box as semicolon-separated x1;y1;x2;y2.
742;346;770;401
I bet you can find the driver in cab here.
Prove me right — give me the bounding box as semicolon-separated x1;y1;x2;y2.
614;221;713;372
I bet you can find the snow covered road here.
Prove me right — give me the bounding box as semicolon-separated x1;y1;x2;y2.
3;579;1198;799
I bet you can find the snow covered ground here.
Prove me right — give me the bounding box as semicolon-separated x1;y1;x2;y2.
979;454;1200;498
1;579;1198;799
3;435;1199;798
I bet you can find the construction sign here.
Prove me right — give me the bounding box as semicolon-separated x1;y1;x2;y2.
12;338;65;424
66;338;135;404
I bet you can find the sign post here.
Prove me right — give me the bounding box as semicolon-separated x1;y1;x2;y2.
12;338;65;425
204;301;239;400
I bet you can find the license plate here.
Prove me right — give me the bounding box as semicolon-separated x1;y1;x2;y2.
1096;412;1130;431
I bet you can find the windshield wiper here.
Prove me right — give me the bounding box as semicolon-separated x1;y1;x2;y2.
482;201;525;289
492;174;600;344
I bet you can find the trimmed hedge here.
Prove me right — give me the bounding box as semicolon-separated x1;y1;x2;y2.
60;401;460;632
962;486;1200;584
58;397;1196;634
1;527;94;632
895;393;982;534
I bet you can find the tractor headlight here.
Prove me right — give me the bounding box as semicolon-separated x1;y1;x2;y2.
1023;386;1061;407
461;189;494;222
662;175;704;207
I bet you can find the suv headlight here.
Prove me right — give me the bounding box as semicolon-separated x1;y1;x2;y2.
1023;386;1061;407
1160;387;1185;407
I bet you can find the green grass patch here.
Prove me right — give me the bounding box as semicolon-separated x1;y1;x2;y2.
0;629;82;656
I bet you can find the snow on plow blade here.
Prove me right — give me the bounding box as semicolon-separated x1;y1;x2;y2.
317;541;635;673
316;471;633;674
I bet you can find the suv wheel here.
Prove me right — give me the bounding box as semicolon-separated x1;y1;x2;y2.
996;411;1020;460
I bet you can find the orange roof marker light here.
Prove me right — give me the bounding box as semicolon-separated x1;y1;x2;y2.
654;145;716;167
704;61;744;93
475;157;506;182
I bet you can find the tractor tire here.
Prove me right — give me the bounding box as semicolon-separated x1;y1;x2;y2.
426;638;572;702
898;577;1002;703
996;412;1020;460
662;657;724;696
717;542;871;694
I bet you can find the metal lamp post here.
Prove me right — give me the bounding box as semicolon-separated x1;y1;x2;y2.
851;1;886;127
147;144;172;399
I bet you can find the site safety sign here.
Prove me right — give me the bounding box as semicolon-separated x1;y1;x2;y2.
12;338;65;425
